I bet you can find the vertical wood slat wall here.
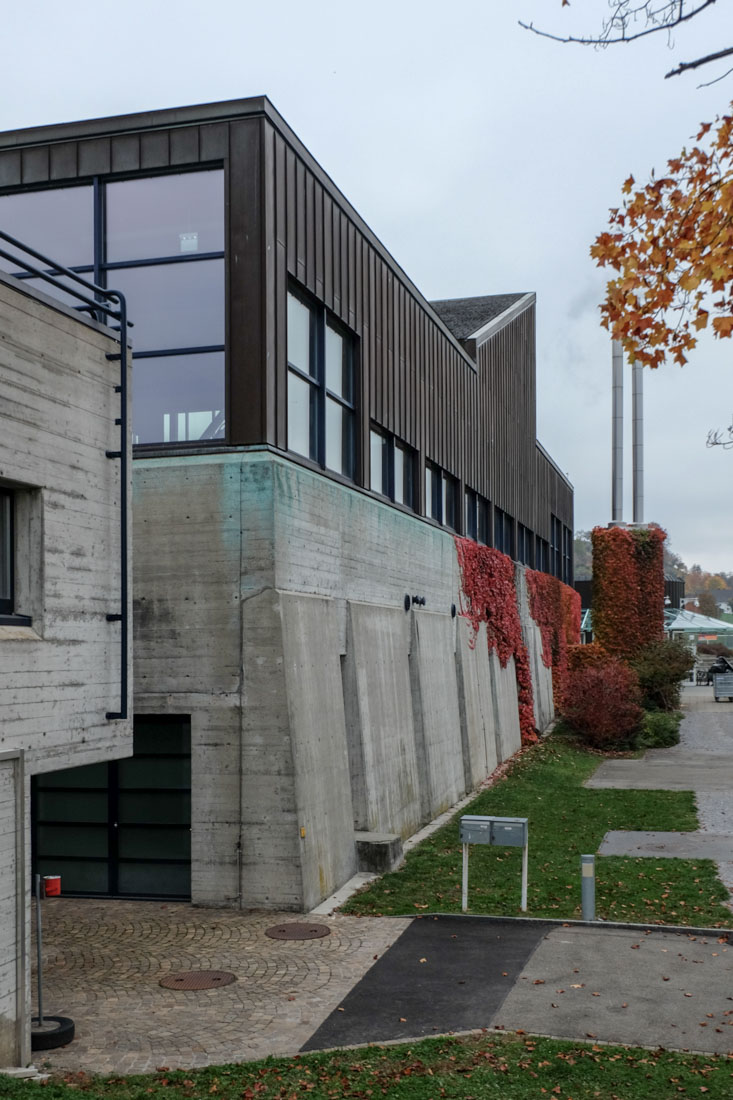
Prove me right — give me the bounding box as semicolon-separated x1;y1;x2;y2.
266;118;572;538
0;107;573;539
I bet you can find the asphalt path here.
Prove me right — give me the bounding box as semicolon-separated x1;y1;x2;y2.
301;916;551;1050
302;917;733;1054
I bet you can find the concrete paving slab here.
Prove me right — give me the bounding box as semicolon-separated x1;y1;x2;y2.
301;916;552;1051
599;830;733;860
497;924;733;1053
585;755;733;791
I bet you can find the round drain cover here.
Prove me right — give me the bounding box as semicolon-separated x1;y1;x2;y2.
265;922;331;940
159;970;236;990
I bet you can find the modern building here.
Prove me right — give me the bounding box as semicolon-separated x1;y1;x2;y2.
0;97;574;917
0;245;131;1065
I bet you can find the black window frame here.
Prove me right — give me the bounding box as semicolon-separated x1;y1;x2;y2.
286;284;357;481
369;426;416;510
425;461;459;531
464;487;492;545
0;169;227;447
0;487;13;616
0;487;31;627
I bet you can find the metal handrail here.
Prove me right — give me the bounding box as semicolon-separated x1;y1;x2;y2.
0;230;130;721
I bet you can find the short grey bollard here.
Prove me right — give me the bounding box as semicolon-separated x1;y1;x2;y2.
581;854;595;921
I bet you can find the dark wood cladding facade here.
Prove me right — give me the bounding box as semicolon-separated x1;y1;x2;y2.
0;97;573;548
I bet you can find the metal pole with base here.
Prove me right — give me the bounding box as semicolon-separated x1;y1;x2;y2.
581;854;596;921
462;843;469;912
31;874;75;1052
34;875;43;1029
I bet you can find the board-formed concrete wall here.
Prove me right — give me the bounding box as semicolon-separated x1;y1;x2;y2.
134;451;558;914
0;274;132;1067
515;565;555;733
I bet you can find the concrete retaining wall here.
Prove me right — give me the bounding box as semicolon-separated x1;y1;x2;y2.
0;275;132;1067
133;451;558;912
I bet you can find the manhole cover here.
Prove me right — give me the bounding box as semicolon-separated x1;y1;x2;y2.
159;970;236;990
265;922;331;940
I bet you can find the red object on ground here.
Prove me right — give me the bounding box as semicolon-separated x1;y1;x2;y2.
43;875;61;897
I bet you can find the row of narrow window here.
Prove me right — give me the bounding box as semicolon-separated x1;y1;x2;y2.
285;288;572;580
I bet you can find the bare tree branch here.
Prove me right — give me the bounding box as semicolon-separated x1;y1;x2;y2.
519;0;718;48
698;63;733;87
666;44;733;77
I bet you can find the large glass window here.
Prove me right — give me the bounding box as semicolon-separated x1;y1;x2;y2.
0;185;94;271
287;288;356;479
0;170;225;446
106;172;225;261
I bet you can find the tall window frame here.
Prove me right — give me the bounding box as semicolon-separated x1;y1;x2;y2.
425;461;459;530
0;488;13;616
370;427;416;510
0;169;226;446
287;286;357;480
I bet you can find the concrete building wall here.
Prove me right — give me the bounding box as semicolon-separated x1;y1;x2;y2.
515;565;555;733
133;450;557;914
0;275;132;1066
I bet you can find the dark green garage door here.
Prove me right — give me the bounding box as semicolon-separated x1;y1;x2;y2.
32;716;191;899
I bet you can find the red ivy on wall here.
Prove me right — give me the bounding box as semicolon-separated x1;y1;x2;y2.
454;538;537;745
525;570;581;703
591;525;666;658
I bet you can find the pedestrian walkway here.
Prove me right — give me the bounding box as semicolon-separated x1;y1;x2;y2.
589;683;733;898
31;900;409;1075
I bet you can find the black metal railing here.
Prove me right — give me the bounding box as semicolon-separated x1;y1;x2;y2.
0;231;131;721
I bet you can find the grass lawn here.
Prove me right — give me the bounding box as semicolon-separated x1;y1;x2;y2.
10;1035;733;1099
342;738;732;927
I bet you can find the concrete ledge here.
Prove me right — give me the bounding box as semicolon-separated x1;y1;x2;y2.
355;832;404;874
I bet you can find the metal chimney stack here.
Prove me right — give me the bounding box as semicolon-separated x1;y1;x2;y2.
632;360;644;524
611;340;624;523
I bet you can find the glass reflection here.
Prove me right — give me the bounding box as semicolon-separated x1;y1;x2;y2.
287;293;313;375
132;353;225;444
288;372;312;458
110;260;224;352
106;171;224;261
370;431;384;493
325;323;347;397
0;185;93;271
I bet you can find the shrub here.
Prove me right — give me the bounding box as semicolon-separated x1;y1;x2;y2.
629;638;695;712
566;643;607;673
634;709;682;749
698;642;733;657
560;658;643;747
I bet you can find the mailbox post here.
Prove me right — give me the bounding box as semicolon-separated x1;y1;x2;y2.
459;815;529;912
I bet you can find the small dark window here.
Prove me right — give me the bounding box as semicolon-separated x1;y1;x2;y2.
518;523;534;567
0;489;12;615
465;489;478;540
425;462;458;530
478;497;491;546
287;288;357;480
371;428;416;510
465;489;491;545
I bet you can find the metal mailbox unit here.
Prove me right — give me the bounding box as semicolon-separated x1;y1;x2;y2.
459;815;528;912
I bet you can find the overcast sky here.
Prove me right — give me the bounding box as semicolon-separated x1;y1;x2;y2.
3;1;732;570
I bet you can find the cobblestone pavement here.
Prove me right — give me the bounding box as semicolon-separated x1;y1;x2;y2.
31;899;410;1076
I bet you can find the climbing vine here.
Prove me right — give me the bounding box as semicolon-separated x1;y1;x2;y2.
454;538;537;745
525;570;581;703
591;525;666;658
